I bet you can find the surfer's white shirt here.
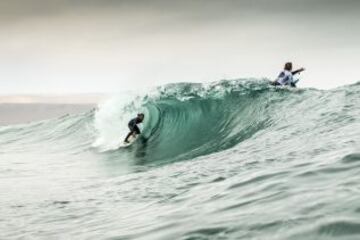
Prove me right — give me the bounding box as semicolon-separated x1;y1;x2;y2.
276;70;293;85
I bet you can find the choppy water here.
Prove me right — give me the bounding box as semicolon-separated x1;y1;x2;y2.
1;79;360;240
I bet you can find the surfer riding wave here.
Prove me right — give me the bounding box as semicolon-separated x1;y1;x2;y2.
271;62;305;87
124;113;145;143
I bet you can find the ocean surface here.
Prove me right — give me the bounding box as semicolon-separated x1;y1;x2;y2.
1;79;359;240
0;104;95;125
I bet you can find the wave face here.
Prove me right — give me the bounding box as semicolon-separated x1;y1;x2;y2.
1;79;360;239
93;80;288;164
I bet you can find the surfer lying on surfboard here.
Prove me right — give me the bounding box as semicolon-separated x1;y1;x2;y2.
124;113;145;143
271;62;305;87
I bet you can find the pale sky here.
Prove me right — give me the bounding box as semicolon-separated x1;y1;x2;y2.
0;0;359;94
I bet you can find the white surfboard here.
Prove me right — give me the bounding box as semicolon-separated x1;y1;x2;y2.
120;134;138;148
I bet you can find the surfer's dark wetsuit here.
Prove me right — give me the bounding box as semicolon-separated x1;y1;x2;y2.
124;116;143;143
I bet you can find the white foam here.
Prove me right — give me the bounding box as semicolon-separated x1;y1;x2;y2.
92;91;146;151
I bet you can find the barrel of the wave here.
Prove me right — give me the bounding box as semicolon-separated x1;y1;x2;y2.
111;80;274;165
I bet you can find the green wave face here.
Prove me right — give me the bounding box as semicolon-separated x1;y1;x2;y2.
94;79;315;166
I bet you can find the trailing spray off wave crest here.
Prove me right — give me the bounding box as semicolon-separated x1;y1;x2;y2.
93;79;300;164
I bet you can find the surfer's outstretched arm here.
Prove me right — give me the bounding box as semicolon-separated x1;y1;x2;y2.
292;68;305;75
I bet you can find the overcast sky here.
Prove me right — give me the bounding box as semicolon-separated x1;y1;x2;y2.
0;0;359;94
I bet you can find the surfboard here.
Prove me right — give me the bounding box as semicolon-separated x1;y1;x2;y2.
120;134;138;148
